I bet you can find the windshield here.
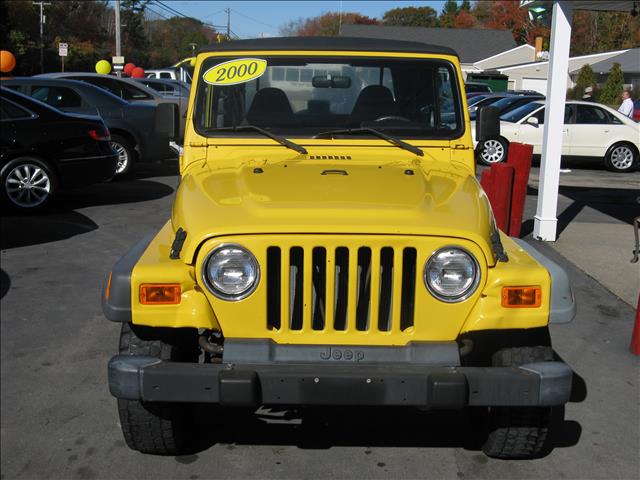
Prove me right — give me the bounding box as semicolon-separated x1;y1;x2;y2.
500;102;543;123
194;56;462;139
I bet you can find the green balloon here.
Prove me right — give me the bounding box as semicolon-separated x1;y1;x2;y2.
95;60;111;75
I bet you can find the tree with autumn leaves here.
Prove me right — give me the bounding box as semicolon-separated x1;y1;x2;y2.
280;0;639;55
2;0;217;75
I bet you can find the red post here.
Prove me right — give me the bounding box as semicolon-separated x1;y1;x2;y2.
631;293;640;356
488;163;514;233
480;168;493;198
506;142;534;237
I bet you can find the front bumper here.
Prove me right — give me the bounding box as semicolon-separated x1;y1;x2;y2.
108;354;572;408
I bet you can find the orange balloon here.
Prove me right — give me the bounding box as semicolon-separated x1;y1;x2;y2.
0;50;16;73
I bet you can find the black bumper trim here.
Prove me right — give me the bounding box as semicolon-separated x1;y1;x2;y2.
108;355;573;408
101;233;155;322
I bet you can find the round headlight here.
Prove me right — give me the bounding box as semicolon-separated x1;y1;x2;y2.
203;245;259;300
424;247;480;302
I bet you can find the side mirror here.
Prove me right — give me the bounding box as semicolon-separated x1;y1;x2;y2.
156;102;179;140
526;116;539;127
475;106;500;141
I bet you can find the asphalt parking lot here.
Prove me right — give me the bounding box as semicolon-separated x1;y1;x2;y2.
1;160;638;480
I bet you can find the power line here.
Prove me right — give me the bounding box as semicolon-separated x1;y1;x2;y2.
146;6;170;21
153;0;189;18
231;8;278;31
202;9;226;20
150;1;225;30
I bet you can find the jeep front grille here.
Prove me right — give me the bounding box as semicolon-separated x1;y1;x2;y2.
266;245;417;333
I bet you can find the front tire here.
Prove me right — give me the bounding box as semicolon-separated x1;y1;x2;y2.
117;323;199;455
477;137;508;166
1;157;57;211
481;346;555;459
604;143;637;173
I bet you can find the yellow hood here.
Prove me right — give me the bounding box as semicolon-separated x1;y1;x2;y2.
173;152;495;265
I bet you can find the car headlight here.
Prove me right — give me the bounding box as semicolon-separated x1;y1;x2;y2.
203;244;259;300
424;247;480;302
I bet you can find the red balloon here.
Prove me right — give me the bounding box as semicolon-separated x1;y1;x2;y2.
123;63;136;76
131;67;145;78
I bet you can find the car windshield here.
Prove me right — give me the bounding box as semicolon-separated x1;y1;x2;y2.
194;56;462;139
468;95;490;106
500;102;543;123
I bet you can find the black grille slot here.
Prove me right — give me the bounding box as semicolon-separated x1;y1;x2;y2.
266;247;281;330
378;247;394;331
400;247;417;331
356;247;372;331
311;247;326;330
289;247;304;330
333;247;349;331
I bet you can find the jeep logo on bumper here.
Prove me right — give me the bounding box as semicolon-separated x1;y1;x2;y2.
320;347;365;362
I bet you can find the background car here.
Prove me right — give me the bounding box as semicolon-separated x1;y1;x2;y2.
2;78;171;175
633;99;640;122
134;78;190;97
469;94;544;121
1;87;117;211
473;100;640;172
145;67;193;83
38;72;186;140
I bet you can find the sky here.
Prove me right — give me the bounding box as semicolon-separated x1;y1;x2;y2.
158;1;449;39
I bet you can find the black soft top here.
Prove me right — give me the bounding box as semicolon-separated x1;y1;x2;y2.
198;36;458;57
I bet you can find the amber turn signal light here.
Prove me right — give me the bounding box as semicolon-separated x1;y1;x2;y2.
501;286;541;308
140;284;181;305
105;272;113;300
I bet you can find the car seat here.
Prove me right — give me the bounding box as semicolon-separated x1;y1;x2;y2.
349;85;396;126
246;87;294;126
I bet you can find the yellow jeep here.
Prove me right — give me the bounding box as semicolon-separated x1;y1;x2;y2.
103;37;576;458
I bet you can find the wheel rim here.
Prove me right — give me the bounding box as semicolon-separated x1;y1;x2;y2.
610;146;634;170
110;141;129;174
4;163;51;208
480;139;505;163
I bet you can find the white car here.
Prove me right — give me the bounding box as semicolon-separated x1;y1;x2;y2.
473;100;640;173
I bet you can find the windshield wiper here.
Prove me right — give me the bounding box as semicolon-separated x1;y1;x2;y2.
314;127;424;157
205;125;307;155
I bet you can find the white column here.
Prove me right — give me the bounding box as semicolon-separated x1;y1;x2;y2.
533;1;573;241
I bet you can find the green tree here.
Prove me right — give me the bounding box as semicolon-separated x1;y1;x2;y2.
279;12;378;37
571;63;595;100
439;0;460;28
146;17;216;67
598;62;625;106
382;6;439;27
119;0;150;65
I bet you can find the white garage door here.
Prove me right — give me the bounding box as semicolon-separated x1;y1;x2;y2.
521;78;548;95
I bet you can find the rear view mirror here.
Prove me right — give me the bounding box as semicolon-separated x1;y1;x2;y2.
312;76;331;88
156;102;179;140
330;76;351;88
312;75;351;88
476;106;500;141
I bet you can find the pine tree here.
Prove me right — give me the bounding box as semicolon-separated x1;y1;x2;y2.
573;63;595;100
598;62;624;106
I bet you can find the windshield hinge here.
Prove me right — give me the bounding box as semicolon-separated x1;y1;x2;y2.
170;228;187;260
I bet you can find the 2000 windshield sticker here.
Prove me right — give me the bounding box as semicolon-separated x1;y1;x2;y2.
203;58;267;85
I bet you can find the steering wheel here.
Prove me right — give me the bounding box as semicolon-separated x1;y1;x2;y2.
372;115;411;123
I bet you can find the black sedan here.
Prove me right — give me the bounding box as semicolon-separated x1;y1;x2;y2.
2;78;171;175
0;87;117;211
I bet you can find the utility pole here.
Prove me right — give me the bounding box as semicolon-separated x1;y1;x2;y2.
33;1;51;74
115;0;122;77
225;7;230;39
